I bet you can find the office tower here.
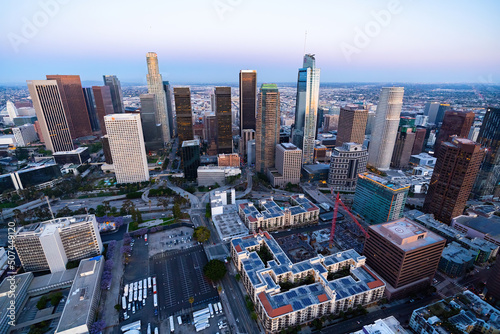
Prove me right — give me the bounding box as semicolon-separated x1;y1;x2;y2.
423;137;484;224
415;114;428;127
435;103;452;125
292;54;320;164
363;218;446;299
434;110;475;155
486;258;500;302
215;87;233;154
46;75;92;139
255;84;280;174
174;87;194;143
101;135;112;164
247;139;256;165
145;52;170;143
365;110;376;135
240;129;255;157
322;114;339;132
140;94;163;152
336;105;368;146
269;143;302;187
82;87;100;132
104;114;149;184
368;87;404;170
239;70;257;134
204;113;217;143
316;106;327;134
14;214;103;273
27;80;74;152
411;127;427;155
391;117;416;168
13;124;38;146
103;75;124;114
327;142;368;192
353;172;409;225
473;107;500;198
162;81;175;138
181;139;200;181
469;126;480;142
424;101;440;123
92;86;114;135
34;120;44;143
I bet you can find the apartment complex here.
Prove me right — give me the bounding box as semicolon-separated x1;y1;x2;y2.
336;105;368;147
231;232;385;333
327;142;368;192
268;143;302;187
238;195;319;232
14;214;103;273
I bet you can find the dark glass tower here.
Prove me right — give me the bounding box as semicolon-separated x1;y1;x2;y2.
140;94;163;152
103;75;125;114
215;87;233;154
82;87;100;132
163;81;175;139
181;139;200;181
174;87;194;144
391;117;416;168
239;70;257;134
92;86;114;135
434;110;475;155
255;84;280;174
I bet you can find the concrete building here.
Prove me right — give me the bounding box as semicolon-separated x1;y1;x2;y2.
0;163;62;192
145;52;170;143
14;214;103;273
327;142;368;192
12;124;38;146
368;87;404;170
27;80;74;153
231;232;385;333
218;153;240;167
438;242;476;278
0;273;34;334
181;139;200;181
53;147;90;165
162;81;175;138
240;129;255;157
322;114;339;132
363;218;446;299
238;195;319;232
210;189;236;216
105;113;149;184
103;75;124;114
301;163;330;182
336;105;368;147
197;166;240;187
313;144;329;163
55;256;104;334
409;152;436;167
139;93;163;152
487;258;500;303
423;101;440;123
352;173;409;225
434;110;475;155
256;84;280;174
352;316;409;334
268;143;302;187
411;127;427;155
423;137;484;224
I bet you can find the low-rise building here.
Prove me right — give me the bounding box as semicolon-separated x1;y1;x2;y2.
197;166;241;187
231;232;385;333
438;242;476;278
301;163;330;182
409;152;436;167
351;316;409;334
210;189;236;216
53;147;91;165
217;153;240;167
452;214;500;247
238;195;319;232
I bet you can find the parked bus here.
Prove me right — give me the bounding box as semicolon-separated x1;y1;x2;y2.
192;308;209;318
122;296;127;309
152;277;156;286
177;316;182;325
128;290;133;303
133;290;137;301
153;285;157;294
143;287;147;299
213;303;219;314
218;301;223;313
138;280;142;290
124;284;128;297
208;303;214;318
169;316;175;333
144;234;148;242
121;320;141;332
148;277;152;289
153;294;158;307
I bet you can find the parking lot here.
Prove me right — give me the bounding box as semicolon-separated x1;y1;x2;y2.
148;227;196;257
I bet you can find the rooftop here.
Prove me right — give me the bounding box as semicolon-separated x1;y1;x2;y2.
17;214;95;236
358;172;410;192
453;214;500;241
53;147;88;155
212;205;249;241
352;316;409;334
182;139;200;147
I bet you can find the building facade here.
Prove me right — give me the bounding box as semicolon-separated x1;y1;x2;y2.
269;143;302;187
218;153;240;167
215;87;233;154
240;70;257;134
434;110;475;155
146;52;170;143
12;124;38;146
256;84;280;174
103;75;124;114
391;117;416;168
336;106;368;147
162;81;176;139
328;142;368;192
181;139;200;181
82;87;100;132
174;87;194;144
92;85;114;135
140;94;163;152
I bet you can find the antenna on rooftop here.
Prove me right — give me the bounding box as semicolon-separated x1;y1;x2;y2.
304;30;308;54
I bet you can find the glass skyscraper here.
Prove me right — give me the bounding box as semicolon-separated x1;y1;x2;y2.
215;87;233;154
103;75;125;114
163;81;175;139
146;52;170;144
256;84;280;174
174;87;194;144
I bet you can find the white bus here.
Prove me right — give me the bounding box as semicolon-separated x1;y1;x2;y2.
128;290;133;303
169;316;175;333
148;277;152;289
152;277;157;285
138;280;142;290
121;320;141;332
194;313;210;325
192;308;209;318
153;293;158;307
153;284;157;294
213;303;219;314
208;303;214;318
122;296;127;309
143;279;147;289
138;289;142;302
217;301;223;313
177;316;182;325
134;282;138;291
124;284;128;297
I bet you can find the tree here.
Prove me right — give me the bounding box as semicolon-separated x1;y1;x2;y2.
235;273;241;281
89;320;106;334
205;203;211;218
193;226;211;243
50;292;63;306
203;259;227;281
114;304;121;312
173;203;181;218
36;296;48;310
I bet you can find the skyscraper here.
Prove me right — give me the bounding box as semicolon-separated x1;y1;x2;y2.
162;81;175;138
104;114;149;184
27;80;74;153
411;127;427;155
82;87;100;132
424;101;440;124
292;54;320;165
215;87;233;154
368;87;404;170
423;137;484;224
434;110;475;155
146;52;170;143
269;143;302;187
181;139;200;181
256;84;280;174
92;86;114;135
140;94;163;152
473;107;500;198
435;103;452;125
103;75;124;114
328;142;368;192
336;105;368;146
174;87;194;144
391;117;416;168
46;75;93;139
239;70;257;134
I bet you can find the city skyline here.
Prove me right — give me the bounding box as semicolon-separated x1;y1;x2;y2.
2;1;500;84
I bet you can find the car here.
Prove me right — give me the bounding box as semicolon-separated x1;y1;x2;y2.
132;306;136;314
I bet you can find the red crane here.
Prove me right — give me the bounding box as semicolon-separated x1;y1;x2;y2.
329;188;369;248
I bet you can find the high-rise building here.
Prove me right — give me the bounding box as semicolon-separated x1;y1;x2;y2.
92;86;114;135
424;101;440;123
204;112;217;143
292;54;320;164
103;75;124;114
181;139;200;181
434;110;475;155
240;128;255;157
27;80;74;152
82;87;100;132
391;117;416;168
336;105;368;146
269;143;302;187
486;258;500;302
101;135;112;164
423;137;484;224
215;87;233;154
328;142;368;192
174;87;194;144
140;94;163;152
239;70;257;134
146;52;169;144
247;139;256;165
162;81;175;138
435;103;452;125
411;127;427;155
322;114;339;132
12;124;38;146
363;218;446;299
46;75;92;139
368;87;404;170
353;172;409;225
255;84;280;174
104;114;149;184
473;107;500;198
14;214;103;273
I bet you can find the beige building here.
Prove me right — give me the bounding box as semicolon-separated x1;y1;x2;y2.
218;153;240;167
256;84;280;174
268;143;302;187
105;113;149;184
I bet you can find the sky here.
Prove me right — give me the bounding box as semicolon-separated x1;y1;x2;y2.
1;0;500;85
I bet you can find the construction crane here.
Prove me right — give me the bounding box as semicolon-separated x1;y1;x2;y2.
329;188;369;248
